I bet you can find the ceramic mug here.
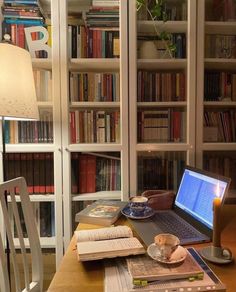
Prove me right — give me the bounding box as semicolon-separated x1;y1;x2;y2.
154;233;180;260
129;196;148;216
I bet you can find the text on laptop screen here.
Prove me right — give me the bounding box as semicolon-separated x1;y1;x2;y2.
175;169;228;229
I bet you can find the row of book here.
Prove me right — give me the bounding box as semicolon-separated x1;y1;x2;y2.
13;202;55;238
5;111;53;144
69;72;120;102
137;71;186;102
137;1;187;21
204;154;236;189
137;110;185;143
204;110;236;142
70;110;120;144
138;33;186;59
34;69;52;101
5;152;54;194
204;71;236;101
2;0;50;58
138;156;185;192
205;34;236;59
68;25;119;58
71;153;121;194
206;0;236;21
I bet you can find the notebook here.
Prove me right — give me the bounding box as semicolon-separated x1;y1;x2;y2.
130;166;231;246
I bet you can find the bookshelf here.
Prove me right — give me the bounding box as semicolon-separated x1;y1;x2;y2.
1;0;236;266
196;0;236;191
128;0;197;194
0;0;63;266
59;0;129;248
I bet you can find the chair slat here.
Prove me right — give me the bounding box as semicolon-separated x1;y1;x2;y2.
0;177;43;292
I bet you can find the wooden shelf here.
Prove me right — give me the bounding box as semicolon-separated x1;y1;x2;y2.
137;21;187;33
72;191;121;201
69;59;120;72
137;59;186;70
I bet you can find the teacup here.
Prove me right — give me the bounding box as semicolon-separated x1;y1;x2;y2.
154;233;180;260
129;196;148;216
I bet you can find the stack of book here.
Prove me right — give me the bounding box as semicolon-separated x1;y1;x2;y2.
1;0;51;57
104;248;226;291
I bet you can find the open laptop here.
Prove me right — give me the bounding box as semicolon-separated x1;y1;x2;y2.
130;166;231;246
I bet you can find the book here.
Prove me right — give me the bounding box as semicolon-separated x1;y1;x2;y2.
75;199;128;226
75;225;145;261
104;248;226;292
127;250;204;283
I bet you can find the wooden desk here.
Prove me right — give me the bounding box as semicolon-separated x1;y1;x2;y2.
48;207;236;292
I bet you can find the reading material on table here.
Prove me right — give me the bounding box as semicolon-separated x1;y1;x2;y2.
75;225;145;261
127;250;204;282
75;199;128;226
104;248;226;292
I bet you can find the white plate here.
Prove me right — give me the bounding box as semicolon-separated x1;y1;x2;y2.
147;244;187;264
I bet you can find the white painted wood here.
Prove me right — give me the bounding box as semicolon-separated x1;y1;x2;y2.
196;0;206;169
60;0;72;250
119;0;129;201
129;0;138;195
51;0;64;268
0;177;43;292
186;0;197;166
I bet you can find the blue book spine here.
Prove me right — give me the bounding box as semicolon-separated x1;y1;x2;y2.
5;18;44;25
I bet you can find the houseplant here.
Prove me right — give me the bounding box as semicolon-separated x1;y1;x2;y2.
136;0;176;58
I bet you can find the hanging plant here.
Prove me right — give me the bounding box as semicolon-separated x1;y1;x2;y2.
136;0;176;58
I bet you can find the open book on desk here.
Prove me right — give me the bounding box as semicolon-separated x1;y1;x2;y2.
75;225;145;261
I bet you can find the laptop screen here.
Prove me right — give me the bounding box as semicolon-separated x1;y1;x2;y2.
175;167;230;229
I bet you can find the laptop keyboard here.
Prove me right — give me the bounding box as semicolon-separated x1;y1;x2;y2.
153;212;199;239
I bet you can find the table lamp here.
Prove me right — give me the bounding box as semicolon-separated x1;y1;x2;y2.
0;35;39;281
200;191;233;264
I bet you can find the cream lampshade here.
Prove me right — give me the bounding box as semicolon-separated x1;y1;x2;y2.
0;42;39;120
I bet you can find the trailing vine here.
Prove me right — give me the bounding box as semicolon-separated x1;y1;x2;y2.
136;0;176;58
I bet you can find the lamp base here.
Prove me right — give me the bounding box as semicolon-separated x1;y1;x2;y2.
200;246;233;264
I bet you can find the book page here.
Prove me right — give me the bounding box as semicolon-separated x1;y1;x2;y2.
77;237;145;261
74;225;133;242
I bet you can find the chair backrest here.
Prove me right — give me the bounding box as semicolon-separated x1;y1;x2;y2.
0;177;43;292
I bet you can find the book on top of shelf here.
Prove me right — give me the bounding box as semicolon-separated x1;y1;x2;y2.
75;225;145;261
75;199;128;226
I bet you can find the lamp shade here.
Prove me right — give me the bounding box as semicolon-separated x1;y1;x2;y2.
0;43;39;120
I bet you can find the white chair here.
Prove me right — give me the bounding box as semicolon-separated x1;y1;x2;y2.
0;177;43;292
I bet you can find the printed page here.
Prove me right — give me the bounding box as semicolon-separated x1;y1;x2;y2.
77;237;145;261
74;225;133;242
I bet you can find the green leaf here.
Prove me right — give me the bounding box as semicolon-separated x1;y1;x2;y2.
151;5;162;19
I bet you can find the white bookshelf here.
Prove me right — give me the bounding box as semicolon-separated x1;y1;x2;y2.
196;0;236;168
59;0;129;249
128;0;197;195
0;0;64;267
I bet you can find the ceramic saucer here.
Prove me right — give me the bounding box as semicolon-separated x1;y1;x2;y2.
147;244;187;264
121;206;155;220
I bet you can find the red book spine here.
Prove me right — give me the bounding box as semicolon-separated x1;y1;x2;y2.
173;111;181;142
86;155;96;193
39;153;46;194
79;154;87;194
70;111;76;143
